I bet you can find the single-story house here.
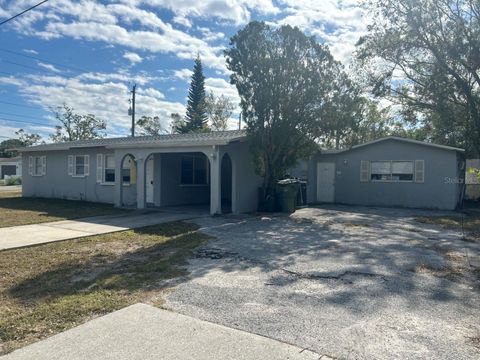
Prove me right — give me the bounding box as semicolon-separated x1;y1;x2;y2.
19;131;262;215
307;137;465;210
0;156;22;179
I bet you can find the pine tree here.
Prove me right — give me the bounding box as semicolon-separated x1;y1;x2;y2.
178;55;208;133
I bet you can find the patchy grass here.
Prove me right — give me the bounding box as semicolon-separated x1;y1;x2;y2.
341;222;371;228
0;221;210;354
0;191;128;228
415;210;480;242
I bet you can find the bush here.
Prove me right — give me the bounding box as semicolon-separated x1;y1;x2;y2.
5;176;22;186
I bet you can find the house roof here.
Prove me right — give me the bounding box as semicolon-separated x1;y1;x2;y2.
320;136;465;154
0;156;21;163
18;130;247;152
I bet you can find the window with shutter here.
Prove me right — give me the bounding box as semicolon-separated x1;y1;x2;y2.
84;155;89;176
360;160;370;182
68;155;74;175
41;156;46;175
96;154;103;183
28;156;33;176
415;160;425;183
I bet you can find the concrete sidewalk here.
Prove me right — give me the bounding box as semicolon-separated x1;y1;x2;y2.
2;303;321;360
0;210;207;251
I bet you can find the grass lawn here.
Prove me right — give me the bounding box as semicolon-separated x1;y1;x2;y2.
0;191;128;228
0;221;210;355
416;204;480;242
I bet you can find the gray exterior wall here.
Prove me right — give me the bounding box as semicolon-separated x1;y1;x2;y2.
220;140;263;214
22;148;113;203
22;148;136;205
22;139;262;214
307;139;463;210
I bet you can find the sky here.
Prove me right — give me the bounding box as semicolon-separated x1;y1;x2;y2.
0;0;367;141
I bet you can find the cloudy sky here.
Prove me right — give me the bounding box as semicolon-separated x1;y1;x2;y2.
0;0;367;140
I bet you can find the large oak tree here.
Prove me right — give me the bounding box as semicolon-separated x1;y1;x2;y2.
357;0;480;156
225;21;360;200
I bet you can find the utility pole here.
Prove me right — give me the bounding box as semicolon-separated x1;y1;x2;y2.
131;84;136;137
238;112;242;130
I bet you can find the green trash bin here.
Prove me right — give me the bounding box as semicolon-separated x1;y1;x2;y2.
276;180;299;213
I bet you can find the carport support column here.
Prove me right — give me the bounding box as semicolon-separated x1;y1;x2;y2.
136;157;146;209
210;146;221;215
114;151;123;207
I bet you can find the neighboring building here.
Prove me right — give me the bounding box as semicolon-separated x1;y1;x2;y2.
307;137;465;210
465;159;480;201
19;131;262;215
0;156;22;179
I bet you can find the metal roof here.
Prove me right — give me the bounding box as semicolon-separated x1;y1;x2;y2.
320;136;464;154
18;130;247;152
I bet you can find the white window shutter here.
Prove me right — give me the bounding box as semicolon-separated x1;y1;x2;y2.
84;155;90;176
68;155;73;175
415;160;425;183
28;156;33;176
96;154;103;183
360;160;370;182
41;156;46;176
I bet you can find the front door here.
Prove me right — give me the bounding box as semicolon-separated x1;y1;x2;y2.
317;162;335;203
146;157;154;204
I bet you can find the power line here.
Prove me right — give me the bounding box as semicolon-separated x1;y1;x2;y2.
1;58;56;73
0;111;49;121
0;48;88;74
0;116;53;127
0;0;49;26
0;100;42;110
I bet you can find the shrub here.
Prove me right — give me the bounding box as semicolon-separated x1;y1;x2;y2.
5;176;22;186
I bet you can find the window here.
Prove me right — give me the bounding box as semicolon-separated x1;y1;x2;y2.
104;155;115;183
29;156;46;176
371;161;392;181
68;155;89;177
370;160;414;182
392;161;414;181
181;154;208;185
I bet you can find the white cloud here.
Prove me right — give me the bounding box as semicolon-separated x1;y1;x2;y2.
0;70;184;136
143;0;279;25
205;77;240;109
172;15;192;28
123;51;143;65
23;48;39;55
197;26;224;42
37;62;61;73
173;68;192;81
276;0;366;64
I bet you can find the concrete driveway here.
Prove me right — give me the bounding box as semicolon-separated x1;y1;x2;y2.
0;208;208;251
165;205;480;359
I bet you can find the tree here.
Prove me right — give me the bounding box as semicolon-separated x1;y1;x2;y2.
316;72;365;149
136;116;164;136
0;129;42;157
170;113;186;134
225;21;353;202
205;91;235;131
50;104;106;143
0;139;23;158
16;129;42;146
357;0;480;156
177;55;209;133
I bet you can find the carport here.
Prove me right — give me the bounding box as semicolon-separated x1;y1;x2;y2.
112;132;261;215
